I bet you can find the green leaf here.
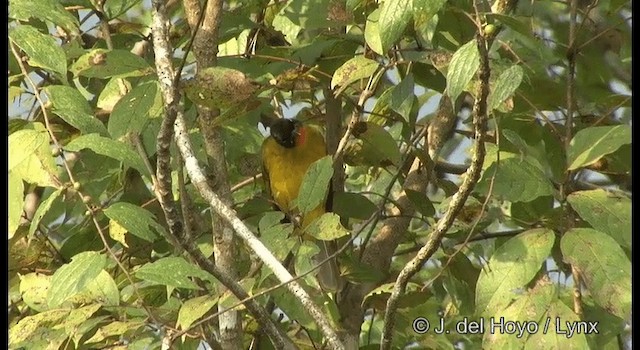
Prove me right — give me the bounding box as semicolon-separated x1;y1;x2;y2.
369;86;394;125
103;202;164;242
501;128;548;173
347;0;367;11
9;0;79;34
567;190;630;250
488;65;524;111
405;189;435;217
561;228;631;320
9;119;29;135
476;228;554;317
272;10;301;44
9;309;70;347
446;39;480;103
331;56;379;95
70;49;152;79
8;127;46;171
567;125;631;170
476;156;555;202
64;133;147;173
272;0;333;44
270;279;315;329
344;122;402;167
259;212;295;261
177;295;219;330
294;241;320;278
183;67;259;110
304;213;350;241
97;78;132;111
45;85;108;136
19;273;52;312
103;0;141;19
524;299;590;349
487;14;533;39
339;253;386;283
9;25;67;76
53;303;102;334
8;172;24;239
218;13;258;43
510;195;554;224
333;192;377;220
47;251;107;308
483;282;555;348
295;155;334;215
8;126;58;187
378;0;413;52
9;86;24;103
364;9;384;55
413;62;447;92
128;335;160;350
78;270;120;307
391;74;415;122
69;316;110;348
108;81;160;139
258;211;286;232
413;0;447;36
441;252;480;314
29;188;63;238
135;257;216;289
86;320;145;344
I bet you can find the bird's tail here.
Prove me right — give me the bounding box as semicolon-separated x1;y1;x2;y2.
314;239;343;292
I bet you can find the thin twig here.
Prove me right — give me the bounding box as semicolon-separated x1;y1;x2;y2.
174;0;209;84
94;0;114;50
333;67;386;162
379;15;491;348
230;174;261;192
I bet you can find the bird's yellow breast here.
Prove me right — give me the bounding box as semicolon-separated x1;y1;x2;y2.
262;126;326;227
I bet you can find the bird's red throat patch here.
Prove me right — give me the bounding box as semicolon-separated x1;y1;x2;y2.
296;126;307;146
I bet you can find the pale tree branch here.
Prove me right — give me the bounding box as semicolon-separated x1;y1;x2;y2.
173;114;345;350
182;0;241;347
379;29;491;350
150;1;293;348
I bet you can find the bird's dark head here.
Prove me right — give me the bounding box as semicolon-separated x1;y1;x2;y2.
270;118;304;148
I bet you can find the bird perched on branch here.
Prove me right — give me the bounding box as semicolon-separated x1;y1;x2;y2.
261;118;341;292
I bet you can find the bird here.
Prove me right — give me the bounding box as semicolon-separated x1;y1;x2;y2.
261;118;341;292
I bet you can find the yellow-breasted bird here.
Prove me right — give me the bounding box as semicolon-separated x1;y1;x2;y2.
261;118;341;291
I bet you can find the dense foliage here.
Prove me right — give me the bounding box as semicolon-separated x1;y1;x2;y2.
9;0;630;349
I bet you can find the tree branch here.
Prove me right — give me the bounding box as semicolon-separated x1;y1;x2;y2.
173;113;345;349
379;28;491;350
182;0;243;346
149;1;293;348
